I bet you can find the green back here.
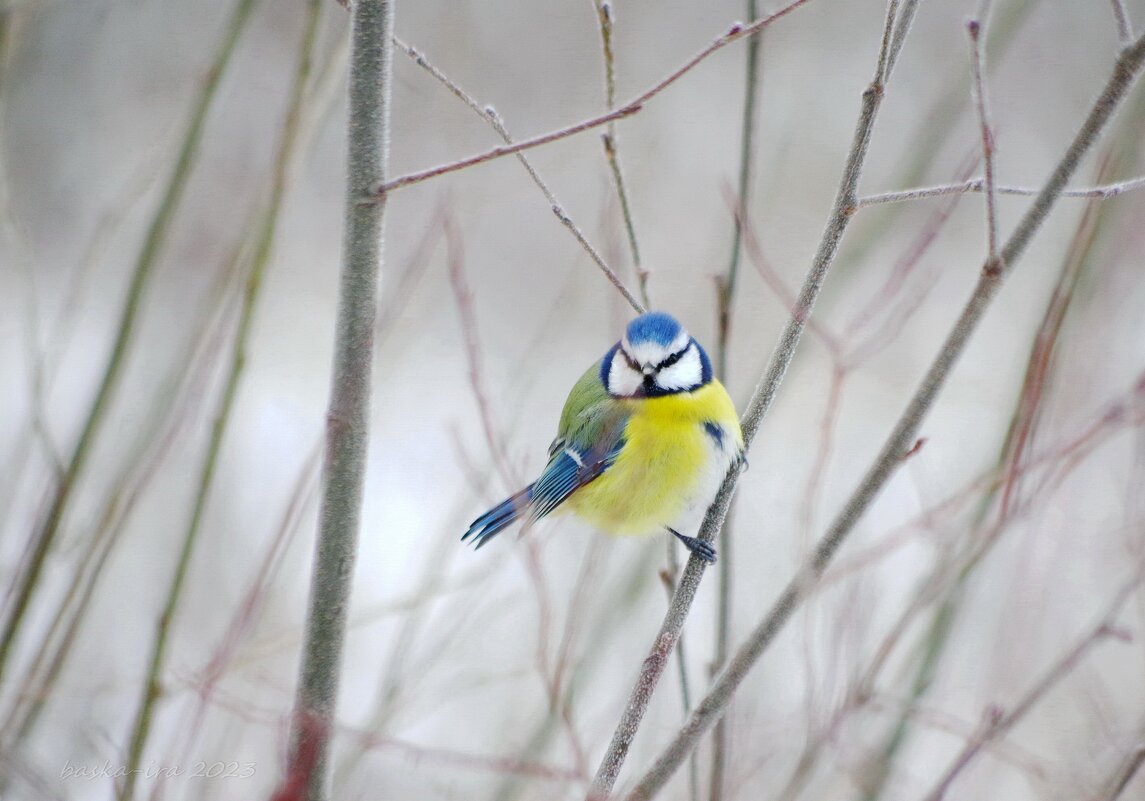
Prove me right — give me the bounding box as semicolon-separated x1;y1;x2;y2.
551;359;629;456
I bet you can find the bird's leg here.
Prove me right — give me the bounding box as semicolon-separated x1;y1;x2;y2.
667;527;717;564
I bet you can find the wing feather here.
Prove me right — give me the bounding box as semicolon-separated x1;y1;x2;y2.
463;356;629;549
530;436;624;520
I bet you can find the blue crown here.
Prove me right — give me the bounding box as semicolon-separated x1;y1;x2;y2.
625;312;683;347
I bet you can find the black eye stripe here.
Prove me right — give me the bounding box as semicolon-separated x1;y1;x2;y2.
617;341;690;376
655;344;690;371
620;348;641;372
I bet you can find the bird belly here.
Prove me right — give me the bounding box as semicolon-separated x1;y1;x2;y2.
567;389;739;537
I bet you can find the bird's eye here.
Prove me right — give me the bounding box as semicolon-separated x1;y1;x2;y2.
655;349;686;371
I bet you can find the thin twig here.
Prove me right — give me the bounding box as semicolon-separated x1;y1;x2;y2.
1111;0;1133;46
1;254;243;762
854;157;1112;799
857;174;1145;205
1100;743;1145;801
586;3;916;797
284;0;394;799
444;215;516;490
396;38;644;313
369;0;815;198
0;0;262;694
716;0;765;378
619;30;1145;801
214;686;586;784
967;5;1000;264
172;443;321;782
711;3;764;798
592;0;649;307
368;100;640;197
919;577;1140;801
119;5;321;797
442;217;594;773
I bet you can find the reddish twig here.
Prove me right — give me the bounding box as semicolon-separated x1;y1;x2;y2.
396;38;644;313
919;578;1140;801
967;6;1000;265
368;0;816;198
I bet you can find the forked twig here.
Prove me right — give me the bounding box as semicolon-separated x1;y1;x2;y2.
368;0;816;198
919;576;1140;801
396;37;644;313
619;29;1145;801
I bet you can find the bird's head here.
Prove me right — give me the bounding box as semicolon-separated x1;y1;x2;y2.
601;311;713;398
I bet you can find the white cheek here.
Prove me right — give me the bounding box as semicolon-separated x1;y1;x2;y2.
608;356;643;397
655;347;702;391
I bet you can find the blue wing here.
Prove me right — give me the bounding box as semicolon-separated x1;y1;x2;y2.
461;486;535;549
529;437;625;520
461;434;625;550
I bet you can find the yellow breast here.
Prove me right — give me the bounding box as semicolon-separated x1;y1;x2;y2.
567;380;742;536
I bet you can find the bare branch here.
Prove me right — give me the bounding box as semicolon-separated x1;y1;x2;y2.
286;0;394;799
587;2;917;797
618;29;1145;801
858;173;1145;205
1111;0;1133;46
369;0;816;198
711;2;766;797
1100;743;1145;801
122;4;322;797
919;576;1140;801
592;0;649;307
0;0;262;696
967;6;1000;264
396;38;645;313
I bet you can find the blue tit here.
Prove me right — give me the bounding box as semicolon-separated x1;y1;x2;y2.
461;311;744;563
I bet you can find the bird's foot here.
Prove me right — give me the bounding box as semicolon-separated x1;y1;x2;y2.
668;528;717;565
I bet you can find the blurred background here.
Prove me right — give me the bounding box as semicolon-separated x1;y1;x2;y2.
2;0;1145;799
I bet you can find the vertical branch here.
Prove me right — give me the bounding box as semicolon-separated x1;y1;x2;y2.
285;1;394;800
967;4;999;264
715;0;764;379
592;0;649;307
0;0;261;689
710;3;763;799
117;3;322;798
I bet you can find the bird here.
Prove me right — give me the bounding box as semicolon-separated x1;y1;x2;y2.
461;311;744;564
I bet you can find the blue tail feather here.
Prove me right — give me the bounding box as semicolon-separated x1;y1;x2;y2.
463;484;535;549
